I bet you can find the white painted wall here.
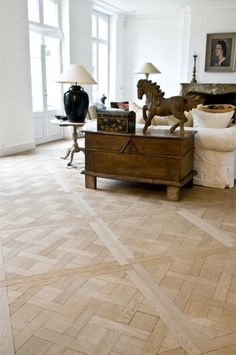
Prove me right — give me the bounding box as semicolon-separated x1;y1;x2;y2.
187;6;236;84
69;0;93;98
122;3;236;103
60;0;94;139
0;0;35;156
123;13;186;101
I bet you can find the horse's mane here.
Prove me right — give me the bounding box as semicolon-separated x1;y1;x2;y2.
137;79;165;102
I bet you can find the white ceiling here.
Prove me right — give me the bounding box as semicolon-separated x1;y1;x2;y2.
94;0;235;15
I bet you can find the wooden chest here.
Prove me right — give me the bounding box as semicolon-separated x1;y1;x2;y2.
83;127;196;201
97;110;136;133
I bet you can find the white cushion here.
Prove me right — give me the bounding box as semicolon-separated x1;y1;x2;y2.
129;101;174;126
87;105;97;120
192;108;234;128
194;125;236;152
129;101;144;123
166;112;193;127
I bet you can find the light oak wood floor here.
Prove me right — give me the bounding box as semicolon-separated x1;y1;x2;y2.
0;139;236;355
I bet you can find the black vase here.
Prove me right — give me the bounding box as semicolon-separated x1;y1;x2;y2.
64;85;89;122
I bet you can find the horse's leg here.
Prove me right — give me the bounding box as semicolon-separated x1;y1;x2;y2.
142;105;147;121
171;112;187;136
143;112;153;133
179;120;184;137
169;120;180;133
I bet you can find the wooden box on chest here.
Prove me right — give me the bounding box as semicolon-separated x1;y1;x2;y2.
83;127;196;201
97;110;136;133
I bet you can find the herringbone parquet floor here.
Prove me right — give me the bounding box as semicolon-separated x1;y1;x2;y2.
0;138;236;355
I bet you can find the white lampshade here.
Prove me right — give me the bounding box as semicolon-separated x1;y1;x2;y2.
57;64;97;85
134;62;161;79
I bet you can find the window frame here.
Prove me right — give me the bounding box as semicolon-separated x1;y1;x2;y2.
28;0;61;29
92;10;110;103
28;0;63;113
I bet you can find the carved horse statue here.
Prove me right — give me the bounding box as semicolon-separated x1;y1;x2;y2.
137;79;165;120
137;79;204;135
144;96;203;136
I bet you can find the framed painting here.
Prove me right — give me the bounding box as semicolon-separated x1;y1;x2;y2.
205;32;236;72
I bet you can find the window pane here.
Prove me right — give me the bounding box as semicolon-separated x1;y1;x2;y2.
28;0;40;22
98;43;108;97
92;14;97;37
45;37;61;110
98;16;108;40
92;12;109;103
92;42;98;102
43;0;58;27
29;32;43;111
92;42;97;82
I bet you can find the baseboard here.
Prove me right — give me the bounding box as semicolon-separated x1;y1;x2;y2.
0;141;36;157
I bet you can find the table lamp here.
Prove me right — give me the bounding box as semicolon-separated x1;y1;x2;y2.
57;64;96;123
134;62;161;80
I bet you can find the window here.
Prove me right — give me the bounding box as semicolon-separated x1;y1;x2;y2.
28;0;62;113
27;0;63;143
43;0;58;27
28;0;58;27
28;0;40;22
92;11;110;103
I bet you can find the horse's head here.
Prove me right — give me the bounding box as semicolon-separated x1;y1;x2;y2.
137;79;165;102
137;79;146;99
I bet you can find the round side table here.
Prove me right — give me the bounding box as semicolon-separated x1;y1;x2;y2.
50;119;85;166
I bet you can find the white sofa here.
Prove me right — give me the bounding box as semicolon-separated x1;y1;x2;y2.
191;125;236;188
151;124;236;188
87;103;236;189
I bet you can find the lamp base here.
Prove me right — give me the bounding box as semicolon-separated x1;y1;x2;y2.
64;85;89;123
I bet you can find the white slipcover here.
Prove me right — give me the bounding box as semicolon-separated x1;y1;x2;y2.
193;125;236;188
152;125;236;188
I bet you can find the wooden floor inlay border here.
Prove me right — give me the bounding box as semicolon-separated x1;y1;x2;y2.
179;208;235;247
1;141;236;354
90;218;203;355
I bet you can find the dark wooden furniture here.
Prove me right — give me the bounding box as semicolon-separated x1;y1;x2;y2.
82;127;196;201
180;83;236;106
181;83;236;123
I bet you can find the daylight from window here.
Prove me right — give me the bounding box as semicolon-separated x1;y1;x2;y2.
27;0;61;113
92;11;109;103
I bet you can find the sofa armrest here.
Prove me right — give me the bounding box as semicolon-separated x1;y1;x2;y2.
194;125;236;151
87;105;97;120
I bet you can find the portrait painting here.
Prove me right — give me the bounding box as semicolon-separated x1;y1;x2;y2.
205;33;236;72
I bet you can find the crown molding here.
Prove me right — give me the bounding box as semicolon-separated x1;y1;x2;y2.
92;0;236;17
92;0;124;14
70;0;93;8
189;0;236;10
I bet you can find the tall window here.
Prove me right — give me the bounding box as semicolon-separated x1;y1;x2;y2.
28;0;59;26
27;0;63;143
92;11;109;103
28;0;62;113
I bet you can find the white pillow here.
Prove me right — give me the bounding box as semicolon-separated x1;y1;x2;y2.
88;105;97;120
129;102;174;126
192;108;234;128
128;101;163;125
166;112;193;127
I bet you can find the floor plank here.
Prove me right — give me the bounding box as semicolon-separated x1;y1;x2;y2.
0;139;236;354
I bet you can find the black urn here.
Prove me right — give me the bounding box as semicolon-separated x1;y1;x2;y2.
64;85;89;122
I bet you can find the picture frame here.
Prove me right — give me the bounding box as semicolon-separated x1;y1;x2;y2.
205;32;236;72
